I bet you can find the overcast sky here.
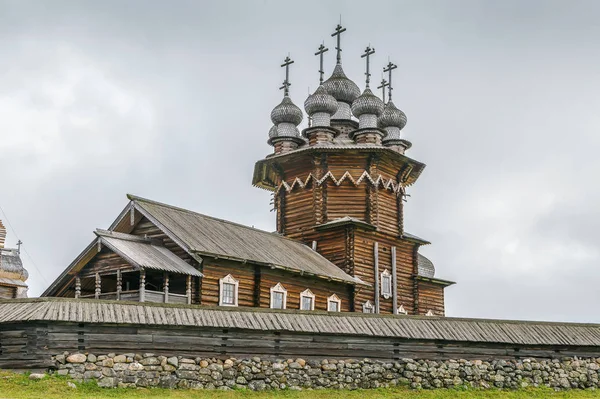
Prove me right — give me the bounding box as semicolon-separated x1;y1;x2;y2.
1;0;599;322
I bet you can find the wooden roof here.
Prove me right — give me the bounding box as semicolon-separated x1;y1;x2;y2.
96;230;203;277
3;298;600;347
126;195;365;286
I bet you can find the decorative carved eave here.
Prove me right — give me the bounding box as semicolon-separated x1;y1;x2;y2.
414;275;456;288
253;146;426;191
273;170;406;197
401;232;431;245
315;216;377;232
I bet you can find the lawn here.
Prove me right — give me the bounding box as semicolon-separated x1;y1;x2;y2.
1;372;600;399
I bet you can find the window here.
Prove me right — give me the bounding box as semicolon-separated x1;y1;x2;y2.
398;304;408;315
327;294;341;312
425;310;435;316
299;289;315;311
219;274;239;306
381;269;392;299
270;283;287;309
363;300;374;314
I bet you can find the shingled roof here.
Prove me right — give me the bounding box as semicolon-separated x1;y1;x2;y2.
125;195;364;286
3;298;600;347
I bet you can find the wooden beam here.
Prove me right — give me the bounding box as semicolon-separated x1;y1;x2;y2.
374;242;380;313
94;273;101;299
116;269;122;301
163;273;169;304
186;275;192;305
391;246;398;315
139;269;146;302
74;276;81;299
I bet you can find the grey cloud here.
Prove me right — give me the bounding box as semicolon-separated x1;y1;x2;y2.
1;0;599;322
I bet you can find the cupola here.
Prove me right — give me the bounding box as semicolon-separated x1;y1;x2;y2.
268;56;304;154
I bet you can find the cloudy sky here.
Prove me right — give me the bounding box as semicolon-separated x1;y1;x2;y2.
1;0;599;322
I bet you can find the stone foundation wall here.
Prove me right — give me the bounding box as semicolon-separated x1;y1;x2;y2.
52;352;600;391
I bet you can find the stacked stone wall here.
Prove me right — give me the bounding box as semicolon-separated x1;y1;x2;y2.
51;352;600;390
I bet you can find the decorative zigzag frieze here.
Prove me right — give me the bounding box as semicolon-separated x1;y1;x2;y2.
275;170;405;196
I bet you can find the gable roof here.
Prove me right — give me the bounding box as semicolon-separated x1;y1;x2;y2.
124;194;365;286
96;230;202;277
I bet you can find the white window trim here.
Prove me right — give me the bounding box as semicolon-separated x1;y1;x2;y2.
219;274;239;307
381;269;392;299
269;283;288;309
299;288;315;311
363;300;374;313
425;310;435;316
398;304;408;315
327;294;341;312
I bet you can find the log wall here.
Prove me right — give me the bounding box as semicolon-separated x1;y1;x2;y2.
4;321;600;371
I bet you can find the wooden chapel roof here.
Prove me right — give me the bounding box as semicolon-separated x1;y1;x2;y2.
121;195;365;286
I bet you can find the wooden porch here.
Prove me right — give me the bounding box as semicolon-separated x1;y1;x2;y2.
76;269;193;305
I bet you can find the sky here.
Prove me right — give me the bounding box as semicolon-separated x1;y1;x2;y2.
1;0;599;323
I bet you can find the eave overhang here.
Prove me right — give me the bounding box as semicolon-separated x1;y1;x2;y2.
253;146;426;191
414;275;456;287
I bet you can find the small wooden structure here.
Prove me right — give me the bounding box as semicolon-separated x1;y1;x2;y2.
0;220;28;299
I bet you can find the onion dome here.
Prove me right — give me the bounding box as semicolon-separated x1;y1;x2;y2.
351;88;384;118
304;85;338;116
417;253;435;278
268;125;278;139
322;64;361;104
378;101;407;130
270;95;303;126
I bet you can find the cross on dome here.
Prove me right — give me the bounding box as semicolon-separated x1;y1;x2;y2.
361;46;375;88
279;55;294;96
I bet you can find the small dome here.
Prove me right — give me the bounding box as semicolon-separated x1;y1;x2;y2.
0;248;28;281
304;85;338;116
322;64;361;104
378;101;407;130
268;125;278;139
270;96;303;126
417;253;435;278
351;88;384;118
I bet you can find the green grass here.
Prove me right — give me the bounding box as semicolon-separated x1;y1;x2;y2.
1;371;600;399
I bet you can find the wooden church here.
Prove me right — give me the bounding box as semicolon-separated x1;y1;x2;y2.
43;24;454;316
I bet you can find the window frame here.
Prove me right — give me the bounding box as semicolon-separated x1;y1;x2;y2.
299;288;315;311
218;274;239;307
381;269;392;299
425;310;435;316
362;300;374;314
269;283;288;310
398;304;408;315
327;294;341;312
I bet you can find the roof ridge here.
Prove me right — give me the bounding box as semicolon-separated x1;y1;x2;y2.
127;194;309;245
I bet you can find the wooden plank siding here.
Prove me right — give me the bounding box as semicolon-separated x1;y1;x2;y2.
417;280;446;316
259;269;350;312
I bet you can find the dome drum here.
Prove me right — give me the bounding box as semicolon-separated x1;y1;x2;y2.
302;125;339;145
348;127;386;145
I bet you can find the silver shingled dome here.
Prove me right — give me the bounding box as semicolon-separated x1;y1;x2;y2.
268;125;278;139
304;85;338;116
351;88;384;118
270;96;303;126
322;64;361;104
378;101;407;130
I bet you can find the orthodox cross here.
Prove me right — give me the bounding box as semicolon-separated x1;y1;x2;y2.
377;76;389;103
331;24;346;64
279;55;294;96
16;239;22;254
383;61;398;101
315;43;329;85
361;46;375;88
